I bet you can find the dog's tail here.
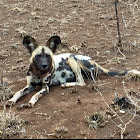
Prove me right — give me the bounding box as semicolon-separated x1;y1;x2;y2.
78;59;140;81
107;70;128;76
93;61;128;76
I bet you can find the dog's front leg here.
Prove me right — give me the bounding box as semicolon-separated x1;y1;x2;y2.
7;85;35;106
6;74;36;106
28;85;49;107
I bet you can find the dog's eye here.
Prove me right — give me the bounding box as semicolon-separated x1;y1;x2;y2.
35;55;42;59
45;54;50;58
37;55;42;57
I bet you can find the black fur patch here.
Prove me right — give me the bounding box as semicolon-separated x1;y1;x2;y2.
27;70;31;76
66;76;76;82
70;54;77;61
23;35;38;53
46;35;61;53
61;72;66;77
81;60;93;69
42;48;45;56
23;86;35;94
56;58;72;71
50;81;61;86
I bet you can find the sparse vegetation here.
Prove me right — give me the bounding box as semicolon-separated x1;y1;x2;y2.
0;66;27;139
85;109;114;130
0;111;27;138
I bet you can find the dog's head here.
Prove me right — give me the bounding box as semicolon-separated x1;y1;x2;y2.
23;35;61;77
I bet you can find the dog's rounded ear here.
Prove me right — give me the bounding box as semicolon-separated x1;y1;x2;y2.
46;35;61;53
23;35;38;54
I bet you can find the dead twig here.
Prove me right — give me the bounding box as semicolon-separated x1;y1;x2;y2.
115;0;122;47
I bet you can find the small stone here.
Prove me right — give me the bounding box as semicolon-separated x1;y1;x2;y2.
12;66;17;70
119;110;126;114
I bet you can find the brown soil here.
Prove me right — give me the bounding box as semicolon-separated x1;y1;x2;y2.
0;0;140;139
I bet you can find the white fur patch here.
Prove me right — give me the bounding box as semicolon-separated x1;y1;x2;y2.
127;69;140;75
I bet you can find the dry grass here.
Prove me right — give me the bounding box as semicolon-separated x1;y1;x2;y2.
85;109;115;130
46;124;68;139
125;70;140;81
0;64;27;139
54;125;68;139
0;110;27;138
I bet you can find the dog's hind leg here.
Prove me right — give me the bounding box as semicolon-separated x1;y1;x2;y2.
61;57;85;87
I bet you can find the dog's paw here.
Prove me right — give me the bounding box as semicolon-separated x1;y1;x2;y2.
28;102;34;108
61;83;66;88
16;102;33;110
6;100;16;107
61;83;76;88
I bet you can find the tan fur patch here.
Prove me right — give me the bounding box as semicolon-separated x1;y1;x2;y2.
88;60;109;74
30;46;53;63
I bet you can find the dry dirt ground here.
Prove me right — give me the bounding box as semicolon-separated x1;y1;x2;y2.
0;0;140;139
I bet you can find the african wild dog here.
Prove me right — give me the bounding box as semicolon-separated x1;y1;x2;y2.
7;35;139;107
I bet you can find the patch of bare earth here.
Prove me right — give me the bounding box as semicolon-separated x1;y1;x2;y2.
0;0;140;139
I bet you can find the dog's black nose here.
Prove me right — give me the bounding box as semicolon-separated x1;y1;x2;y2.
42;64;48;69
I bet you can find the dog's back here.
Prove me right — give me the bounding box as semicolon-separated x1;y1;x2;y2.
50;53;102;86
